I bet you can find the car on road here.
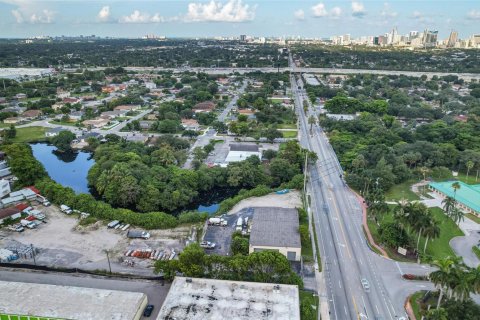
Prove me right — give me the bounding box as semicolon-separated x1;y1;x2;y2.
200;241;216;249
361;278;370;292
143;304;154;317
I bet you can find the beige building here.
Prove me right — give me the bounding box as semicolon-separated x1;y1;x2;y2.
249;207;301;261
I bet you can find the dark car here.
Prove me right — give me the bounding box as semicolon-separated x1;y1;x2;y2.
143;305;154;317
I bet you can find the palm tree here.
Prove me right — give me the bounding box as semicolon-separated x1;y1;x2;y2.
450;207;464;226
423;218;441;253
393;200;410;230
466;160;474;182
441;196;455;217
468;265;480;295
425;308;448;320
430;257;455;309
453;271;471;302
451;181;461;201
308;115;316;134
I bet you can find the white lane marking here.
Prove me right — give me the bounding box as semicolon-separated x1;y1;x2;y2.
339;280;342;289
395;262;403;275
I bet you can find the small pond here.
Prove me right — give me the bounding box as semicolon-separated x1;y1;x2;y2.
30;143;95;194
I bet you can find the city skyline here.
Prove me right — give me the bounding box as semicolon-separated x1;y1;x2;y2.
0;0;479;38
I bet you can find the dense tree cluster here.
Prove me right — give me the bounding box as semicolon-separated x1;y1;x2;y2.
154;243;302;286
87;139;308;213
293;45;480;73
0;39;288;68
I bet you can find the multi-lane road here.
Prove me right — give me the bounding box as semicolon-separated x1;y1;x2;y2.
291;73;436;320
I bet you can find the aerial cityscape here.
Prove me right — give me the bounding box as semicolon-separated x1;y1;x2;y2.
0;1;479;320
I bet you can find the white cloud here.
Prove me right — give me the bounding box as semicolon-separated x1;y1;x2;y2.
11;8;54;24
330;7;342;18
29;9;54;23
311;3;327;17
380;2;397;18
467;9;480;20
11;9;24;23
294;9;305;20
185;0;255;22
97;6;110;22
119;10;164;23
351;1;366;18
312;3;341;18
412;10;423;19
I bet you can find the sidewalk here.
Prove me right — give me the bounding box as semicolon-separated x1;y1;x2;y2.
351;190;390;259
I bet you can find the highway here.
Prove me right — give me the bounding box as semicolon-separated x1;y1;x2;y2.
291;72;437;319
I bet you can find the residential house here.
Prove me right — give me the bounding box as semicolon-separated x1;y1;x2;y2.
146;114;157;120
0;97;6;104
0;208;22;224
68;111;84;122
144;82;157;90
52;103;65;111
62;97;80;104
181;119;200;131
100;110;126;119
139;121;154;131
45;127;66;138
21;109;42;120
72;132;102;149
15;93;27;100
125;135;148;143
82;118;110;129
1;106;25;114
0;160;11;178
3;117;22;124
192;101;216;113
56;90;71;99
114;105;141;112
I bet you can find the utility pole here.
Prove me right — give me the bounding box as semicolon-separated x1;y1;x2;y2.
105;250;112;274
30;244;36;266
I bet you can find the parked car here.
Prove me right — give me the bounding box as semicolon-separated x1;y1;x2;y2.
200;241;216;249
7;224;24;232
143;305;154;317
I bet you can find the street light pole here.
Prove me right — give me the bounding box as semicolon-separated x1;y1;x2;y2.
106;250;112;274
30;244;36;266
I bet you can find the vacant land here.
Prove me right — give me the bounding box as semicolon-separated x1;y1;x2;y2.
0;204;191;275
385;180;420;202
12;127;47;143
228;190;302;214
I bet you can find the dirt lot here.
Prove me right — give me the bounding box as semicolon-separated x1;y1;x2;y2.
228;190;302;214
0;204;193;275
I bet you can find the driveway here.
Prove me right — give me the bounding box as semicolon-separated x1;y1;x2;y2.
450;232;480;268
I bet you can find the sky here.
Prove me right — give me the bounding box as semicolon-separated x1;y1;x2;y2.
0;0;479;39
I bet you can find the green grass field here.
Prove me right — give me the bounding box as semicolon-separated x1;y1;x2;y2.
299;290;319;320
278;123;297;129
473;246;480;260
385;180;420;202
0;315;65;320
12;126;47;143
368;206;463;262
282;130;298;138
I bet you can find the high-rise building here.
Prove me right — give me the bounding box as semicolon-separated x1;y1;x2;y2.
447;30;458;47
421;30;438;47
240;34;246;41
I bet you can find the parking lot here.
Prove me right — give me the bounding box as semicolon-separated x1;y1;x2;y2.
202;208;254;255
201;190;302;256
0;204;192;276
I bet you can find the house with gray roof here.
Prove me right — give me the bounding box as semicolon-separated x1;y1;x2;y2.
249;207;301;261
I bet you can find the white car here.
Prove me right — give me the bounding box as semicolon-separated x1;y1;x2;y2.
361;278;370;292
200;241;216;249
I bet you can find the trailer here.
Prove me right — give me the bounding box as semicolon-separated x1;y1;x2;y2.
208;217;228;226
236;217;243;231
127;230;151;239
107;220;120;228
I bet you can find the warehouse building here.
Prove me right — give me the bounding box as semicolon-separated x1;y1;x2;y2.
249;207;301;261
157;277;300;320
0;281;148;320
429;181;480;216
224;144;261;163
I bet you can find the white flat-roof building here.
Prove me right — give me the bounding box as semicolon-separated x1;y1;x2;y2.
224;144;261;163
0;281;148;320
157;277;300;320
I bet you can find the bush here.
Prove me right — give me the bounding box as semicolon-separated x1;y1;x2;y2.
231;233;249;255
178;211;208;224
218;185;272;213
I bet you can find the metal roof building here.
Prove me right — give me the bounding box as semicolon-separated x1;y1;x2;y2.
249;207;301;261
225;144;261;163
0;281;148;320
429;181;480;216
157;277;300;320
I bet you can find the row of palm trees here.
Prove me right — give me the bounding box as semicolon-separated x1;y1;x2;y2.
430;256;480;309
393;201;440;253
441;181;465;226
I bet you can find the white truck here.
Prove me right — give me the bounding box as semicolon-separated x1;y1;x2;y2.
208;217;227;226
236;217;243;232
60;204;72;214
20;219;36;229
